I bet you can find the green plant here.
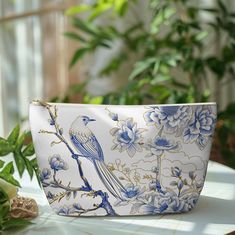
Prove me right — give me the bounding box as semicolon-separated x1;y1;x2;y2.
0;125;39;231
217;102;235;168
65;0;235;105
63;0;235;168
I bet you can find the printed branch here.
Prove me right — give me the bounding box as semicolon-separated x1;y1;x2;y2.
36;100;117;216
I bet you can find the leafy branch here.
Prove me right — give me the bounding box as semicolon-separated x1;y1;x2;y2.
0;125;38;231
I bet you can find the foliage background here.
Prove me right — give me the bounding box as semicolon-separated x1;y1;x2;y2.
61;0;235;168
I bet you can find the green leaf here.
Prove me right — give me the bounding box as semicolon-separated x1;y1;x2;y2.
200;8;219;13
0;160;4;168
0;138;14;157
30;158;41;186
217;0;227;15
22;143;35;157
114;0;128;16
2;218;33;230
218;125;229;146
150;75;172;85
0;162;20;187
64;32;86;43
24;158;34;180
72;18;98;36
88;3;113;21
152;59;160;75
69;47;91;68
15;132;26;153
220;148;235;169
88;96;103;104
1;162;14;175
99;53;127;76
0;203;10;218
195;31;208;41
226;102;235;115
13;152;25;177
7;124;20;145
129;58;156;80
66;4;91;16
206;57;225;78
0;187;9;204
0;173;20;187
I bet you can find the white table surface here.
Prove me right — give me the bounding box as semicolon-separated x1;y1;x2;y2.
7;161;235;235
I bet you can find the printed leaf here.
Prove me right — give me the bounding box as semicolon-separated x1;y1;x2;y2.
170;181;178;186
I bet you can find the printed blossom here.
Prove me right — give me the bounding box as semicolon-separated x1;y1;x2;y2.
171;167;182;178
183;107;216;149
46;191;54;200
49;154;68;171
110;118;146;157
144;105;191;134
114;184;145;207
40;168;51;181
122;184;145;200
131;191;199;215
146;136;179;157
57;203;84;216
57;205;73;215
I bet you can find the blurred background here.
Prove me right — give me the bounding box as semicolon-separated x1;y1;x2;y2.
0;0;235;168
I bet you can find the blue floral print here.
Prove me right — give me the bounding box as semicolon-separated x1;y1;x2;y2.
145;136;180;157
183;106;216;149
49;154;68;171
110;118;146;157
38;102;216;216
144;105;191;134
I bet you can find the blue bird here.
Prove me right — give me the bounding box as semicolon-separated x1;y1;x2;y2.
69;115;127;200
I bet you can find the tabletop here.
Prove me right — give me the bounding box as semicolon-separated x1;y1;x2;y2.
7;161;235;235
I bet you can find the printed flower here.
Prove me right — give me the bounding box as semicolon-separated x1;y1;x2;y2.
106;108;119;121
144;105;191;134
122;184;145;200
49;154;68;171
135;190;199;215
72;203;84;212
133;192;170;215
114;184;145;207
40;168;51;181
148;180;163;193
189;171;196;180
171;167;182;177
172;193;199;212
57;205;74;215
183;106;216;149
46;191;54;200
110;118;146;157
146;136;179;157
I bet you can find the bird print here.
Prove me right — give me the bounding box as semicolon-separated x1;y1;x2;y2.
69;115;127;200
